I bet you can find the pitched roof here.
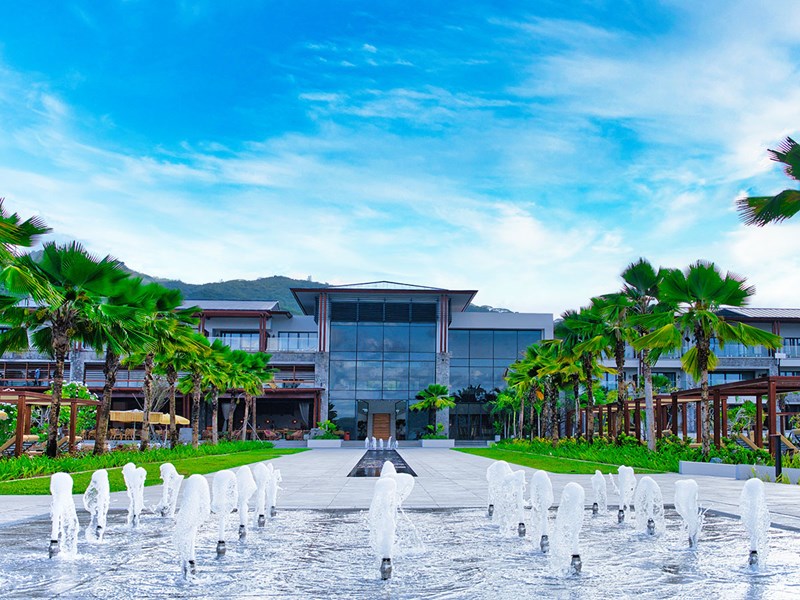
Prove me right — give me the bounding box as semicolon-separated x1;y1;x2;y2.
182;300;280;312
718;307;800;320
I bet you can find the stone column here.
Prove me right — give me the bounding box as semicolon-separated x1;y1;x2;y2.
436;352;451;436
315;352;329;422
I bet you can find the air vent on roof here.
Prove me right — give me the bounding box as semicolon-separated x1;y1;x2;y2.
357;302;384;322
411;303;437;323
384;303;410;322
330;302;358;322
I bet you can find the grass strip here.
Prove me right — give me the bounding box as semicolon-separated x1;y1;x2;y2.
454;448;665;475
0;448;306;495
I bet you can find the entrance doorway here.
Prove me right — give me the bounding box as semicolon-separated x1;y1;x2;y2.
371;413;391;440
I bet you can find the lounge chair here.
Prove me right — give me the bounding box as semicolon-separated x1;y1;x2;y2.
0;434;42;457
262;429;281;441
55;436;82;454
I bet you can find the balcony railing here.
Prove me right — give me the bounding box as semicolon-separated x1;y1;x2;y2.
208;336;261;352
709;341;769;358
267;338;318;353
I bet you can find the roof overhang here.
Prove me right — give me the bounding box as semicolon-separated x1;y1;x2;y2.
291;286;478;315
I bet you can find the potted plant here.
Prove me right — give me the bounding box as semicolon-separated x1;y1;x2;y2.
411;383;455;447
420;422;454;448
307;419;343;448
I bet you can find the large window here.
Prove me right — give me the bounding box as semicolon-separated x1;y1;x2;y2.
449;329;544;389
328;302;438;440
215;331;259;352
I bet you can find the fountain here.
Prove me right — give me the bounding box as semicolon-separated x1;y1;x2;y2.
551;482;585;576
211;470;238;556
152;462;184;518
173;474;211;580
590;470;607;516
485;460;512;518
49;472;80;558
530;470;554;552
82;469;110;542
252;462;273;527
674;479;701;548
380;460;397;478
616;465;636;524
633;476;664;535
379;438;384;450
495;469;526;536
122;462;147;528
739;478;771;567
371;436;377;450
388;436;393;449
369;477;398;580
267;467;282;518
364;437;370;450
236;466;257;540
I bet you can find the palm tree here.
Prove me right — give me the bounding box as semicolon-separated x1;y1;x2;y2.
88;277;155;455
227;349;274;440
126;286;198;451
0;199;50;265
196;339;234;445
633;261;782;455
556;307;611;444
410;383;455;436
0;242;126;456
176;333;212;449
619;258;672;450
737;136;800;225
590;293;634;441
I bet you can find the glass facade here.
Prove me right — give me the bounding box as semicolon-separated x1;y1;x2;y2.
328;301;437;440
449;329;543;391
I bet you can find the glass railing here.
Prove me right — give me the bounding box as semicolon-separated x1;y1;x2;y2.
781;341;800;357
209;336;260;352
267;338;318;352
710;341;769;358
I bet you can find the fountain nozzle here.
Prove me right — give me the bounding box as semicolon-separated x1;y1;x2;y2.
748;550;758;567
258;514;266;527
380;558;392;580
517;522;526;537
216;540;226;556
617;508;625;524
48;539;59;559
270;507;277;518
592;502;598;516
570;554;582;575
540;534;549;554
647;518;656;535
131;514;139;528
487;503;494;518
96;525;103;540
238;524;246;540
688;534;697;549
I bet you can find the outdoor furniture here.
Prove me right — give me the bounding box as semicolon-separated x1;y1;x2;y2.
286;429;305;441
0;434;41;457
123;428;136;441
261;429;281;441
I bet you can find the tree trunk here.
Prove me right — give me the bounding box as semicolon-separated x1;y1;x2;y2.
47;332;69;458
642;349;656;451
547;380;559;443
191;372;202;449
572;374;580;438
518;394;525;439
531;393;537;440
241;394;251;441
228;397;237;439
166;366;178;449
614;338;626;441
582;354;595;444
93;348;119;455
696;328;711;457
140;353;154;451
211;387;219;445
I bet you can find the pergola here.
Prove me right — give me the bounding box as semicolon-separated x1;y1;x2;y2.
571;375;800;457
2;390;100;456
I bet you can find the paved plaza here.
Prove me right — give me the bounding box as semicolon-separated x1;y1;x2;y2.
2;449;800;530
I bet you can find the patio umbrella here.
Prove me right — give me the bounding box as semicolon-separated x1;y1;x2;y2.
109;410;166;423
157;413;190;426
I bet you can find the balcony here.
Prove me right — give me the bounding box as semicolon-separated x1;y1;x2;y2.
267;338;318;353
209;336;261;352
710;341;769;358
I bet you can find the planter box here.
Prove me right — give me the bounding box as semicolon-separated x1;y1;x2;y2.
679;461;800;484
421;439;455;448
307;439;342;448
678;461;737;478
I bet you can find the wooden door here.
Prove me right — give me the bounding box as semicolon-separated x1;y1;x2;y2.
372;413;391;441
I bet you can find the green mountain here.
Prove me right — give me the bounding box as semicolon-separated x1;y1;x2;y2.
121;266;510;314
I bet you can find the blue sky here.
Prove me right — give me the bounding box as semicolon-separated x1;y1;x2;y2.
2;1;800;314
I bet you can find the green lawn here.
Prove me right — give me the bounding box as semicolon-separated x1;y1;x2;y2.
0;448;305;495
454;448;664;475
